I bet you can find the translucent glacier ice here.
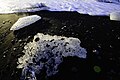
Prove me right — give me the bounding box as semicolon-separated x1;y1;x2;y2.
17;33;87;80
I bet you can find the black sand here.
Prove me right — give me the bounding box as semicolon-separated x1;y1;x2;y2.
0;11;120;80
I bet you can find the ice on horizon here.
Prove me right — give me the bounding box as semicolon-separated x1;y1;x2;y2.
0;0;120;16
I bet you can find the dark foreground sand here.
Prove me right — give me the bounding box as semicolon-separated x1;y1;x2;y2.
0;11;120;80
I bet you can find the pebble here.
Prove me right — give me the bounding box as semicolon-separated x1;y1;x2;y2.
91;27;94;29
97;44;101;48
0;25;3;28
92;49;99;54
11;40;15;45
3;50;8;54
110;45;113;48
18;39;22;42
118;37;120;40
2;21;6;24
2;20;10;24
28;36;31;38
20;44;23;47
61;26;67;29
86;30;89;33
13;48;17;51
3;55;6;58
112;29;114;32
93;49;97;53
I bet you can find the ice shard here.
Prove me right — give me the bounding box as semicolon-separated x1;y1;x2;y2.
10;15;41;31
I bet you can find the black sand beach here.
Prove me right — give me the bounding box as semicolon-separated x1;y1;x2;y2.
0;11;120;80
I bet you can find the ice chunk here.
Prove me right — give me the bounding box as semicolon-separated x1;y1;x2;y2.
17;33;87;80
110;11;120;21
10;15;41;31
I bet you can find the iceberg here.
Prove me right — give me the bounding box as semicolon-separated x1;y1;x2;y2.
17;33;87;80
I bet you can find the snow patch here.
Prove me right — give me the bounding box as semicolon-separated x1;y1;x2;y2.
17;33;87;80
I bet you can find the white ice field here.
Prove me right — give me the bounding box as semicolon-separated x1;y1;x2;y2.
0;0;120;16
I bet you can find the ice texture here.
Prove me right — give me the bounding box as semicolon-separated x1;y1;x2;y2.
10;15;41;31
17;33;87;80
0;0;120;16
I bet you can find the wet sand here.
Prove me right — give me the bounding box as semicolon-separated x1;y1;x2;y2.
0;11;120;80
0;13;29;80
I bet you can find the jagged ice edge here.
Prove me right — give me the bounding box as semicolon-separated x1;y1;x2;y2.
17;33;87;80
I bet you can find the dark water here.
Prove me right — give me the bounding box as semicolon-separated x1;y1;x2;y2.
0;11;120;80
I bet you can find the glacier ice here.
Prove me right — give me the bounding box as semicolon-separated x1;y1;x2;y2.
0;0;120;16
17;33;87;80
10;15;41;31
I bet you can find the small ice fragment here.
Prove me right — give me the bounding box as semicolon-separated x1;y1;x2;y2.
110;12;120;21
10;15;41;31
